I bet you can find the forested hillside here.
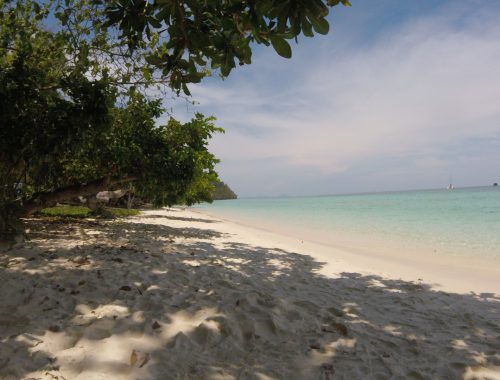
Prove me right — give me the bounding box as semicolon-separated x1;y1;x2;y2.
213;182;237;200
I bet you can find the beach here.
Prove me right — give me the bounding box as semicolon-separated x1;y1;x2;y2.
1;208;499;379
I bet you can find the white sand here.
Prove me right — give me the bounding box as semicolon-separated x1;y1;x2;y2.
192;208;500;295
0;208;499;380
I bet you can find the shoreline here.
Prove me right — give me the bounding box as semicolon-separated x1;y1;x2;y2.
192;207;500;295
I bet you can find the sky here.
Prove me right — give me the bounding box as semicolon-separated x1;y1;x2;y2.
169;0;500;197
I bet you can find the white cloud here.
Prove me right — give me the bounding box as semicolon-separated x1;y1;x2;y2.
173;2;500;196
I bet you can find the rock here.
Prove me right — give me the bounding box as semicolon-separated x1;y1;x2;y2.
152;321;161;329
120;285;132;291
310;342;322;350
48;325;61;332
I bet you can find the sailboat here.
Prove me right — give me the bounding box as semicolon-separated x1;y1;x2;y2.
447;174;454;190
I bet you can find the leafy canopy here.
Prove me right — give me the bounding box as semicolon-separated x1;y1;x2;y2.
0;0;351;239
0;0;114;201
0;1;222;239
51;0;351;95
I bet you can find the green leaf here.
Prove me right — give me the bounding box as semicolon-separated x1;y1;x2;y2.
145;55;163;65
149;17;162;29
182;83;191;96
220;53;235;77
311;17;329;35
220;62;231;77
141;67;152;81
301;18;314;37
270;36;292;58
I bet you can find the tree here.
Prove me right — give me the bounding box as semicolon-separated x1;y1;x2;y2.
49;0;351;94
0;0;115;237
100;0;351;93
1;0;352;240
0;1;221;240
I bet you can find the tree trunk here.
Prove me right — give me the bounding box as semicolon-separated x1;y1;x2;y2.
86;195;101;212
86;194;115;219
21;177;112;217
1;176;137;242
20;176;138;217
127;192;133;209
0;202;24;243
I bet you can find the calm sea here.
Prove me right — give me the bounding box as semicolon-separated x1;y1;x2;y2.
198;187;500;260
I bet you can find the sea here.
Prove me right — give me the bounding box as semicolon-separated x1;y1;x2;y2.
197;186;500;261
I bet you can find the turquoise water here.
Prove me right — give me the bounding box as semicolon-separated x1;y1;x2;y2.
198;187;500;259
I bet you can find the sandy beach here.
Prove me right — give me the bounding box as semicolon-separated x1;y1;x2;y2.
193;206;500;296
1;208;499;380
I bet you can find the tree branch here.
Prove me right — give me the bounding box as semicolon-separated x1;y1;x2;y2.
20;176;138;216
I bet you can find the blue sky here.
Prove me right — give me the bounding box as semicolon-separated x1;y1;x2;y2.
170;0;500;197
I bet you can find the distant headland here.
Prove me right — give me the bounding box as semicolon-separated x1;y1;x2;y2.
213;181;237;200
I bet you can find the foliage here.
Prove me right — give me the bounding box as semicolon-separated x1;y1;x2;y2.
48;0;351;95
107;207;140;217
58;91;223;208
100;0;351;93
0;0;112;239
40;205;93;218
0;0;114;201
125;108;223;207
40;205;140;218
0;0;351;239
0;1;222;239
212;181;238;200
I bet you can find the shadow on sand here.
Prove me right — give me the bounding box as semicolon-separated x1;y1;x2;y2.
0;217;498;379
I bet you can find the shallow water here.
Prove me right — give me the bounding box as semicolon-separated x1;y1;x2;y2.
198;187;500;260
